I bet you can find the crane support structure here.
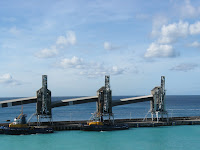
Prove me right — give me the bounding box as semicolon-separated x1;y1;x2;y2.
95;75;114;124
150;76;168;121
36;75;52;121
0;75;168;123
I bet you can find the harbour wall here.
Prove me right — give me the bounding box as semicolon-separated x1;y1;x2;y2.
1;116;200;131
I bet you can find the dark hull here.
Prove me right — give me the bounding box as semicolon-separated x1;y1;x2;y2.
0;126;53;135
81;124;129;131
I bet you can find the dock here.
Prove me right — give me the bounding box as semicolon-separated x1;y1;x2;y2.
1;116;199;131
47;116;200;130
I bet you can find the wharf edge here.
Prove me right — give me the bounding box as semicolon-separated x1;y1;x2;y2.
1;116;200;131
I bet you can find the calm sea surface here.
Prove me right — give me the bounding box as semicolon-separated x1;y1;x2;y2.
1;126;200;150
0;95;200;149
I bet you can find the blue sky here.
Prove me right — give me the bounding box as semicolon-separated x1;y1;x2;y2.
0;0;200;97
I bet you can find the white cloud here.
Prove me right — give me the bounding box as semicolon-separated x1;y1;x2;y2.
158;21;189;44
151;15;168;37
0;74;12;83
146;20;200;58
170;63;198;72
58;56;84;69
0;74;21;85
104;42;120;50
35;31;76;59
189;21;200;35
56;31;76;46
56;56;126;78
110;66;125;75
144;43;177;58
179;0;200;18
80;65;125;78
152;21;200;45
189;41;200;48
35;46;58;58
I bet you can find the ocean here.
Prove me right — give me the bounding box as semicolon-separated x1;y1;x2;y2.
1;126;200;150
0;95;200;149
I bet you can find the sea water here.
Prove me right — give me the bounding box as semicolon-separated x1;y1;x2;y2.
0;95;200;149
1;126;200;150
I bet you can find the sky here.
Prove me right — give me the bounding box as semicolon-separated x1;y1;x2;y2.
0;0;200;97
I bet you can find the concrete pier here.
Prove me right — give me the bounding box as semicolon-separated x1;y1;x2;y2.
41;116;200;130
51;116;200;130
1;116;200;131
